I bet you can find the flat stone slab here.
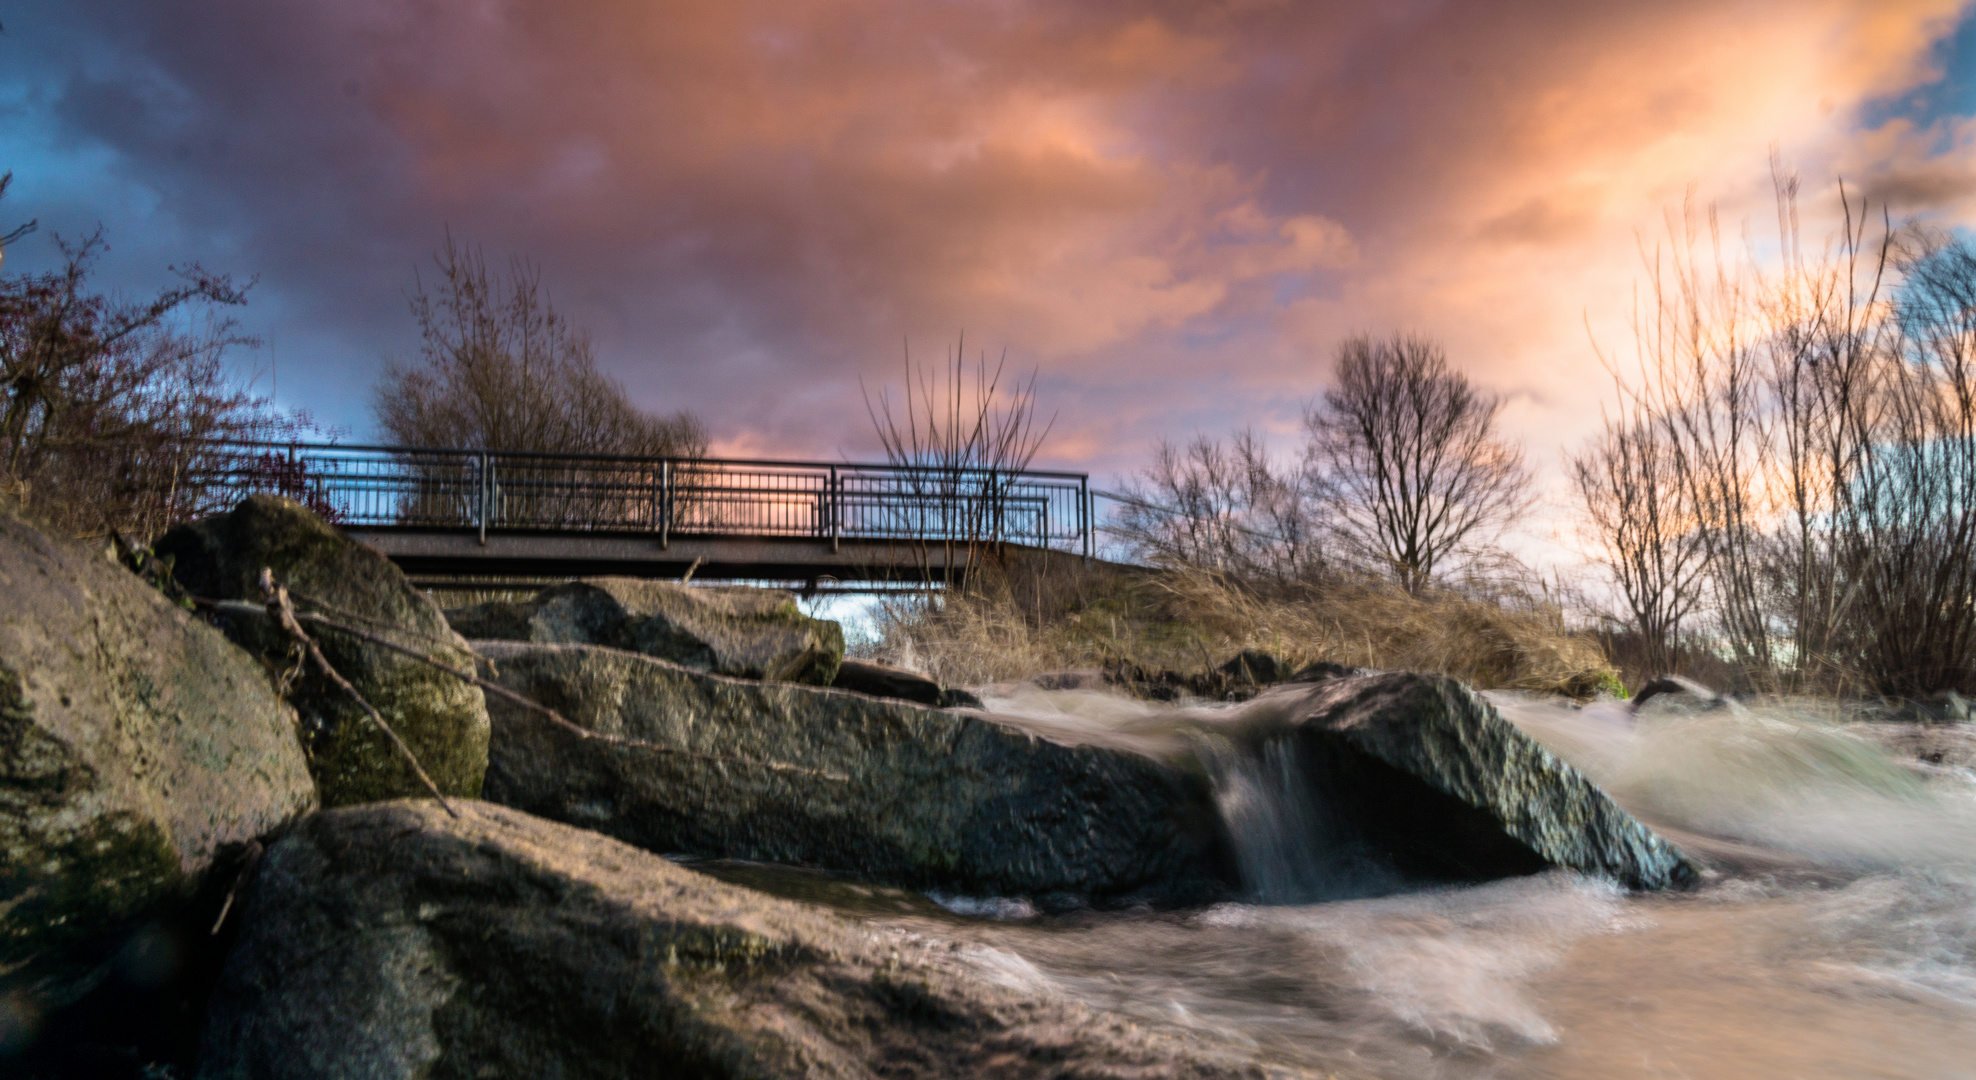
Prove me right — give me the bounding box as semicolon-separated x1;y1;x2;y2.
476;641;1236;907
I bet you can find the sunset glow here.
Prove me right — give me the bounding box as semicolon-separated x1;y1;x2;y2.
8;0;1976;529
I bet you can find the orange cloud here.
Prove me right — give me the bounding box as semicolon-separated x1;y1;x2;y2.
23;0;1976;545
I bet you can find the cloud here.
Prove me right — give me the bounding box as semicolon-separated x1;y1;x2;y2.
3;0;1972;515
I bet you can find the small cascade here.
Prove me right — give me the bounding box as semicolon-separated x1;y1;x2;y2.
1194;731;1398;903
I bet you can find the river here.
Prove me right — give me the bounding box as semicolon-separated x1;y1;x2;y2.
700;683;1976;1079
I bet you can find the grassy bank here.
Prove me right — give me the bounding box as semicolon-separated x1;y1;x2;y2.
860;553;1618;698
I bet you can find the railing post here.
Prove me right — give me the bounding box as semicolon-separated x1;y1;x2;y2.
660;459;671;551
477;450;490;546
1080;476;1091;563
828;465;840;553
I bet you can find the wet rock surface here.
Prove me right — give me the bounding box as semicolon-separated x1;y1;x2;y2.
156;496;489;807
831;657;981;709
476;641;1237;906
1631;674;1745;717
1102;652;1303;703
198;800;1295;1080
0;504;315;1009
447;578;845;685
1268;672;1698;889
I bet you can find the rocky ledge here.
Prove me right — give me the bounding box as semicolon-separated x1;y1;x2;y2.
198;800;1303;1080
476;641;1237;908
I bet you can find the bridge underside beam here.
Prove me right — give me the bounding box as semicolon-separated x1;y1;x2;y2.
344;527;1050;583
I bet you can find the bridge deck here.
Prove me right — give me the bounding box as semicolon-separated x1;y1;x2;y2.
199;442;1093;585
352;527;1035;582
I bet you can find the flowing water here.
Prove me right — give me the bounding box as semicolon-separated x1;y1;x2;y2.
704;684;1976;1079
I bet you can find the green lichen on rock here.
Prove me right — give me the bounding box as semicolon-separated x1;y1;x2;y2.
0;504;316;1007
449;578;845;685
155;495;489;806
198;801;1282;1080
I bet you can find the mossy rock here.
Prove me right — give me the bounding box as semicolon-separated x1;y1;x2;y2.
448;578;844;685
155;496;488;807
0;504;315;1008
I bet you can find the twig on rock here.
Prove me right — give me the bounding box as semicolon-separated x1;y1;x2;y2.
210;838;264;935
254;568;460;818
195;591;852;784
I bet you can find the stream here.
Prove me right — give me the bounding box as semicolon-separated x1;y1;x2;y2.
699;684;1976;1079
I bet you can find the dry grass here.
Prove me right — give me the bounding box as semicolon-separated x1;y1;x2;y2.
865;556;1618;698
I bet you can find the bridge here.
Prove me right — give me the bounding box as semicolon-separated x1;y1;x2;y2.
198;442;1095;587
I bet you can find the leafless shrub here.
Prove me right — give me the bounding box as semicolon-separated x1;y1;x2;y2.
0;219;292;538
1581;164;1976;696
1305;332;1532;592
1107;429;1324;582
861;337;1055;582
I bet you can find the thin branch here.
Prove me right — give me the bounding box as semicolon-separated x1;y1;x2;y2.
196;592;851;783
254;568;460;817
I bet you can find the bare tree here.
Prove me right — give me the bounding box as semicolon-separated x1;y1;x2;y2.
1570;403;1708;676
372;235;706;458
1586;164;1976;695
861;338;1054;583
0;172;35;271
1110;429;1324;581
1305;333;1530;592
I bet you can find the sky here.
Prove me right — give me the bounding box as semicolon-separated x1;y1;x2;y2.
8;0;1976;566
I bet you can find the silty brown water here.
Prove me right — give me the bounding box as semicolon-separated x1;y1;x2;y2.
700;685;1976;1079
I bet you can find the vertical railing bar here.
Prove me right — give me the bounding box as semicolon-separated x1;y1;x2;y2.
478;449;489;546
1080;475;1091;562
660;459;672;550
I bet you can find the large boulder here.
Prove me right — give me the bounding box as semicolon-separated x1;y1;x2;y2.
198;800;1286;1080
1263;671;1697;890
449;578;845;685
155;496;488;807
476;642;1236;907
0;505;315;1008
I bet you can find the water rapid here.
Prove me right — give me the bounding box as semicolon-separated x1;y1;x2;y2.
717;683;1976;1078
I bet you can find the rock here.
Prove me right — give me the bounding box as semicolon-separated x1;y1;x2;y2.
830;657;944;705
154;496;488;807
830;657;981;710
475;642;1236;906
1027;669;1108;691
0;504;315;1008
197;801;1288;1080
1103;655;1298;703
1218;649;1295;687
447;578;844;685
1286;661;1371;683
1630;674;1744;716
1266;671;1697;889
940;686;986;710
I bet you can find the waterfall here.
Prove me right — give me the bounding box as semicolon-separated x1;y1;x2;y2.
1195;732;1398;903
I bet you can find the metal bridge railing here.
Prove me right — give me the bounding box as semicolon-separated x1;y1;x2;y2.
191;442;1095;556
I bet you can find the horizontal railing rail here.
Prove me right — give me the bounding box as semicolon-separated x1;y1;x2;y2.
189;441;1094;557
